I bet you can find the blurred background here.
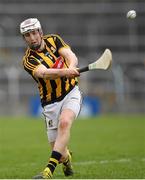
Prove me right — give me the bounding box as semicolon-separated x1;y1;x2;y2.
0;0;145;116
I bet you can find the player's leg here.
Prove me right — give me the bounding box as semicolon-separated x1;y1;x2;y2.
57;86;82;176
53;108;75;153
38;108;74;178
34;86;82;178
50;141;73;177
41;109;75;179
49;140;73;176
49;86;82;158
33;130;60;179
34;103;62;179
52;108;75;176
49;142;69;163
46;86;82;177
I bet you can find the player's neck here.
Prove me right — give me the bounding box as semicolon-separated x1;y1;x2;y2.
37;40;46;52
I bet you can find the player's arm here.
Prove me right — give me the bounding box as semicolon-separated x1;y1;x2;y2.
59;47;78;68
23;56;79;80
54;34;78;69
34;64;79;80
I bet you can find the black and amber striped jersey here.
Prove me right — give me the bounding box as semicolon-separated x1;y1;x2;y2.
22;34;78;107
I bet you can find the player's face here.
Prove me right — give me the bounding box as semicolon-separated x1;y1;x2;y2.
23;29;42;50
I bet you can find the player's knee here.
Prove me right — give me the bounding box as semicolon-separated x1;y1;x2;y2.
59;118;71;130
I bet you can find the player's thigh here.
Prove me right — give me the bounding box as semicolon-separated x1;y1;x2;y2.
43;102;61;129
43;102;62;142
59;108;76;129
62;86;83;119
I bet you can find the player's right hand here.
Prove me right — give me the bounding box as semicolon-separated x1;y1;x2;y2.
65;68;80;78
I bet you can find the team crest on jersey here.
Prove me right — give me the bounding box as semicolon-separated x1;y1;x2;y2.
44;52;53;60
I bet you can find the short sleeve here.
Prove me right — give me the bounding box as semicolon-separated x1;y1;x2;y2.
53;35;70;50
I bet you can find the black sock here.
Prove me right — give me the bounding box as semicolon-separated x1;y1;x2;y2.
47;151;62;173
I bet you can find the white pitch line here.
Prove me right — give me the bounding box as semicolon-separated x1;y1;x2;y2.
74;160;96;165
74;159;130;166
99;160;109;164
74;157;145;166
113;158;131;163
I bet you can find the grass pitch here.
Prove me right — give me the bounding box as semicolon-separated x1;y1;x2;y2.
0;114;144;179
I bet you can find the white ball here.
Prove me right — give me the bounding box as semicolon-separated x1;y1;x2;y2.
126;10;136;19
